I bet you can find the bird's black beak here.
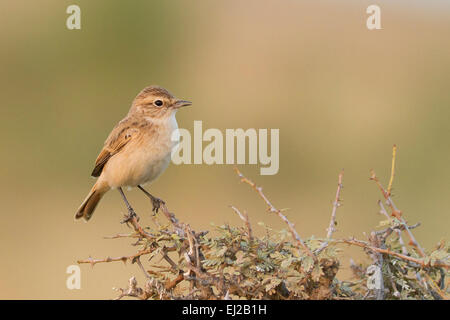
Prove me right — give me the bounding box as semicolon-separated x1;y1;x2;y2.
174;99;192;108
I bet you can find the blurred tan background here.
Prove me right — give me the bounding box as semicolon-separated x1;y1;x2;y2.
0;0;449;299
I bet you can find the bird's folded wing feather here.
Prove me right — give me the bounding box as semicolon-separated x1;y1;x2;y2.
91;118;141;177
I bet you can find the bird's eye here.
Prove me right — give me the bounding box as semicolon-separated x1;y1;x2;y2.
154;100;163;107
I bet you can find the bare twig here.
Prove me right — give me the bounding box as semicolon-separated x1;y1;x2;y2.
104;233;138;239
387;144;397;196
338;239;449;269
234;167;316;261
77;248;155;266
160;203;185;237
378;200;390;220
370;170;426;257
230;205;253;241
370;171;401;218
327;170;344;239
135;257;152;280
315;170;345;255
395;230;409;256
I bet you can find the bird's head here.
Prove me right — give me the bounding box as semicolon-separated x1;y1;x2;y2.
130;85;191;118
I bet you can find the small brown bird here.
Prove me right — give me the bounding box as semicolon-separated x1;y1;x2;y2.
75;85;191;222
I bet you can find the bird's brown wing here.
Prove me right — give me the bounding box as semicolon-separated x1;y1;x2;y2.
91;117;142;177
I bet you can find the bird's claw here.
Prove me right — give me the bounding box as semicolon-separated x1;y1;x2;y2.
121;209;139;224
151;197;165;214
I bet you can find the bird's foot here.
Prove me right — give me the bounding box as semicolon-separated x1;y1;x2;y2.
121;208;140;224
150;196;165;214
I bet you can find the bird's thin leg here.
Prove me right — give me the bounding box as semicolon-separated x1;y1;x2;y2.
118;187;139;223
138;185;165;214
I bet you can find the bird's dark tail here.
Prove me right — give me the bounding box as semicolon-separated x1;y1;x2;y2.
75;181;110;222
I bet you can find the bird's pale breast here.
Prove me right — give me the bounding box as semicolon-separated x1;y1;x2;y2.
101;114;179;188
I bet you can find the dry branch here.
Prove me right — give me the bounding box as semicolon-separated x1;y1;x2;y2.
338;239;449;269
230;205;253;241
370;170;426;257
234;167;316;261
387;144;397;196
77;147;449;300
326;170;344;239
